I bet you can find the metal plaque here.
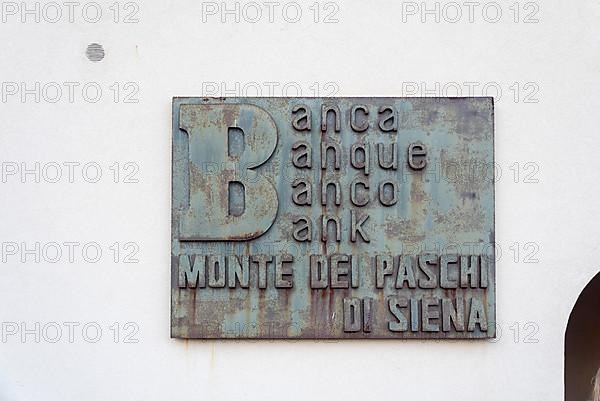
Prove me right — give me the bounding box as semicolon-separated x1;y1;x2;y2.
171;97;495;339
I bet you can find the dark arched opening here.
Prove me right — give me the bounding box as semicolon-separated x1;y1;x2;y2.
565;272;600;401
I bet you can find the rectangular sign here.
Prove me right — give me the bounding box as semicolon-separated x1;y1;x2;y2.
171;97;495;339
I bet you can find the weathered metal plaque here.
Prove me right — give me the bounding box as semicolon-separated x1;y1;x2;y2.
171;97;495;339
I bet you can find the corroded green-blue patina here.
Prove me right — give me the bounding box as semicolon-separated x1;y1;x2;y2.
172;97;495;339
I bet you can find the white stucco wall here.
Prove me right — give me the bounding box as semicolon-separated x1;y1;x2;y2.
1;0;599;400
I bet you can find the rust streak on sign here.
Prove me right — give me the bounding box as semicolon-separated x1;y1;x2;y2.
171;97;495;339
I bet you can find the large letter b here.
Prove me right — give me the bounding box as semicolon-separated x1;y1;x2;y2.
179;104;278;241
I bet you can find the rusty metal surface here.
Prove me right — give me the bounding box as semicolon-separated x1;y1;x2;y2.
171;97;495;339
